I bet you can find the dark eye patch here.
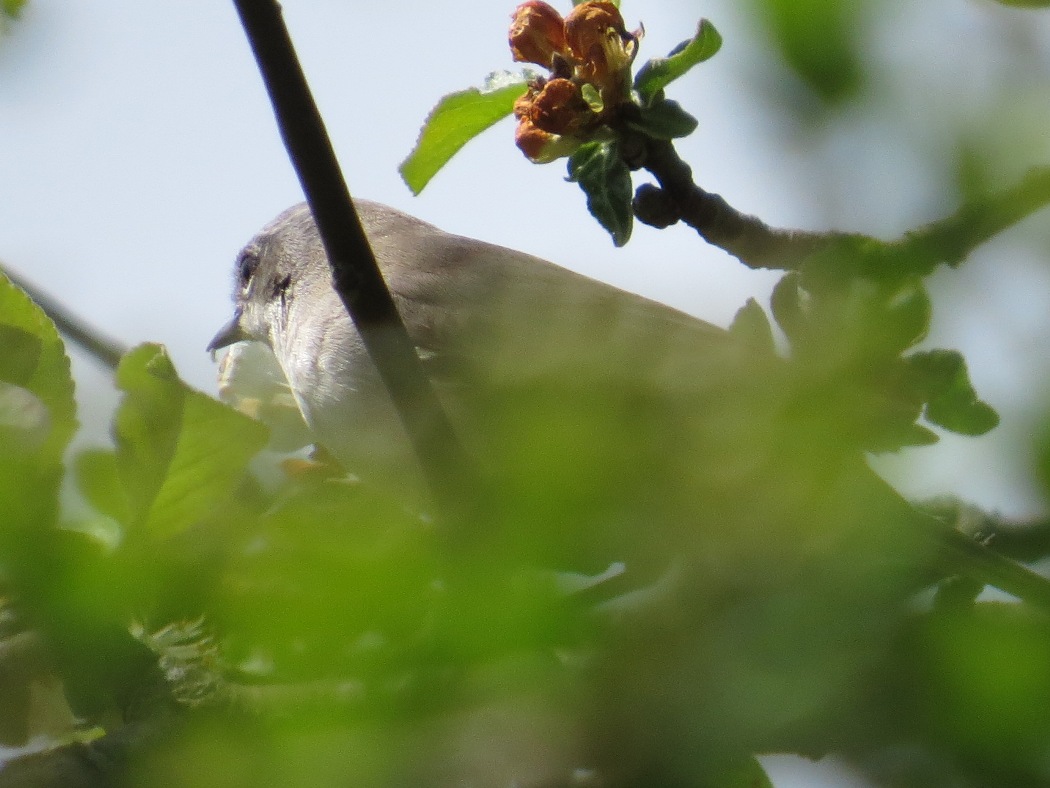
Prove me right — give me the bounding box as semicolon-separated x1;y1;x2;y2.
272;273;292;298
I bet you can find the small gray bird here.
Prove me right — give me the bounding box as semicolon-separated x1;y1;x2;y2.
208;201;734;485
208;200;932;577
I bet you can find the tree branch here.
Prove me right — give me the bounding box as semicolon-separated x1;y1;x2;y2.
635;140;1050;278
1;265;127;372
634;138;855;270
893;166;1050;273
231;0;472;518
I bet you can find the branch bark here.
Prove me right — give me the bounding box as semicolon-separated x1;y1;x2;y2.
1;265;127;372
636;140;1050;278
231;0;472;518
634;138;854;270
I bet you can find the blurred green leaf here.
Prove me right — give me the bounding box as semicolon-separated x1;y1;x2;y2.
566;140;633;246
882;280;932;352
1;0;27;20
633;19;722;105
748;0;864;103
919;604;1050;766
0;382;50;455
625;99;698;140
75;449;131;527
0;273;76;466
729;298;776;356
908;350;1000;436
0;326;41;386
769;272;806;342
711;756;774;788
114;343;268;539
988;0;1050;6
400;77;526;195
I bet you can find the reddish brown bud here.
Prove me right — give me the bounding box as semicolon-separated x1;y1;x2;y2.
564;1;636;90
528;77;595;135
509;1;567;68
513;86;539;120
515;117;581;163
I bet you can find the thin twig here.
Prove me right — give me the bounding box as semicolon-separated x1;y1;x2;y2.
1;265;127;371
893;166;1050;273
636;141;1050;277
231;0;472;518
635;138;852;270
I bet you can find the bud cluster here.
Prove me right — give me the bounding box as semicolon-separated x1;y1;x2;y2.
509;1;640;163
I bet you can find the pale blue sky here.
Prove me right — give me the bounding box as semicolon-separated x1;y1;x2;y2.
2;0;1048;515
1;1;1049;784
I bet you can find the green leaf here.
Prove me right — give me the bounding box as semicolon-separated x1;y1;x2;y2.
0;326;41;386
74;449;130;526
0;272;77;466
114;343;268;539
749;0;863;103
2;0;27;20
633;19;722;105
0;382;51;455
400;77;527;195
883;279;932;352
908;350;1000;436
729;298;776;356
566;141;633;246
625;99;698;140
988;0;1050;6
769;272;807;343
709;756;774;788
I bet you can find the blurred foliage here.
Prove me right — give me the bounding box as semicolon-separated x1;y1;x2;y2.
2;2;1050;787
1;0;26;21
746;0;866;103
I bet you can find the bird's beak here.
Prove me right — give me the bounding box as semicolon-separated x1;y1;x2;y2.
207;309;249;354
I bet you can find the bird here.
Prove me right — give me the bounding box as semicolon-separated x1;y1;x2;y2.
206;199;937;581
205;200;1050;777
207;201;734;488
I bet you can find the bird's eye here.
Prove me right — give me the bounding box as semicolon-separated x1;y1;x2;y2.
237;249;261;288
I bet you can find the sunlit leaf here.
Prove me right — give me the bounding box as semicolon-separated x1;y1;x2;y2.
400;77;526;194
75;449;131;526
114;343;268;539
634;19;722;105
0;273;77;466
0;382;50;455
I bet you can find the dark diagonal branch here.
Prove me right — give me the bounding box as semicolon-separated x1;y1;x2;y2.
231;0;471;517
1;264;127;371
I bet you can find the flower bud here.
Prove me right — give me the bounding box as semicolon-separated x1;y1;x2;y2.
564;1;636;90
528;77;595;135
515;117;581;163
509;1;567;68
